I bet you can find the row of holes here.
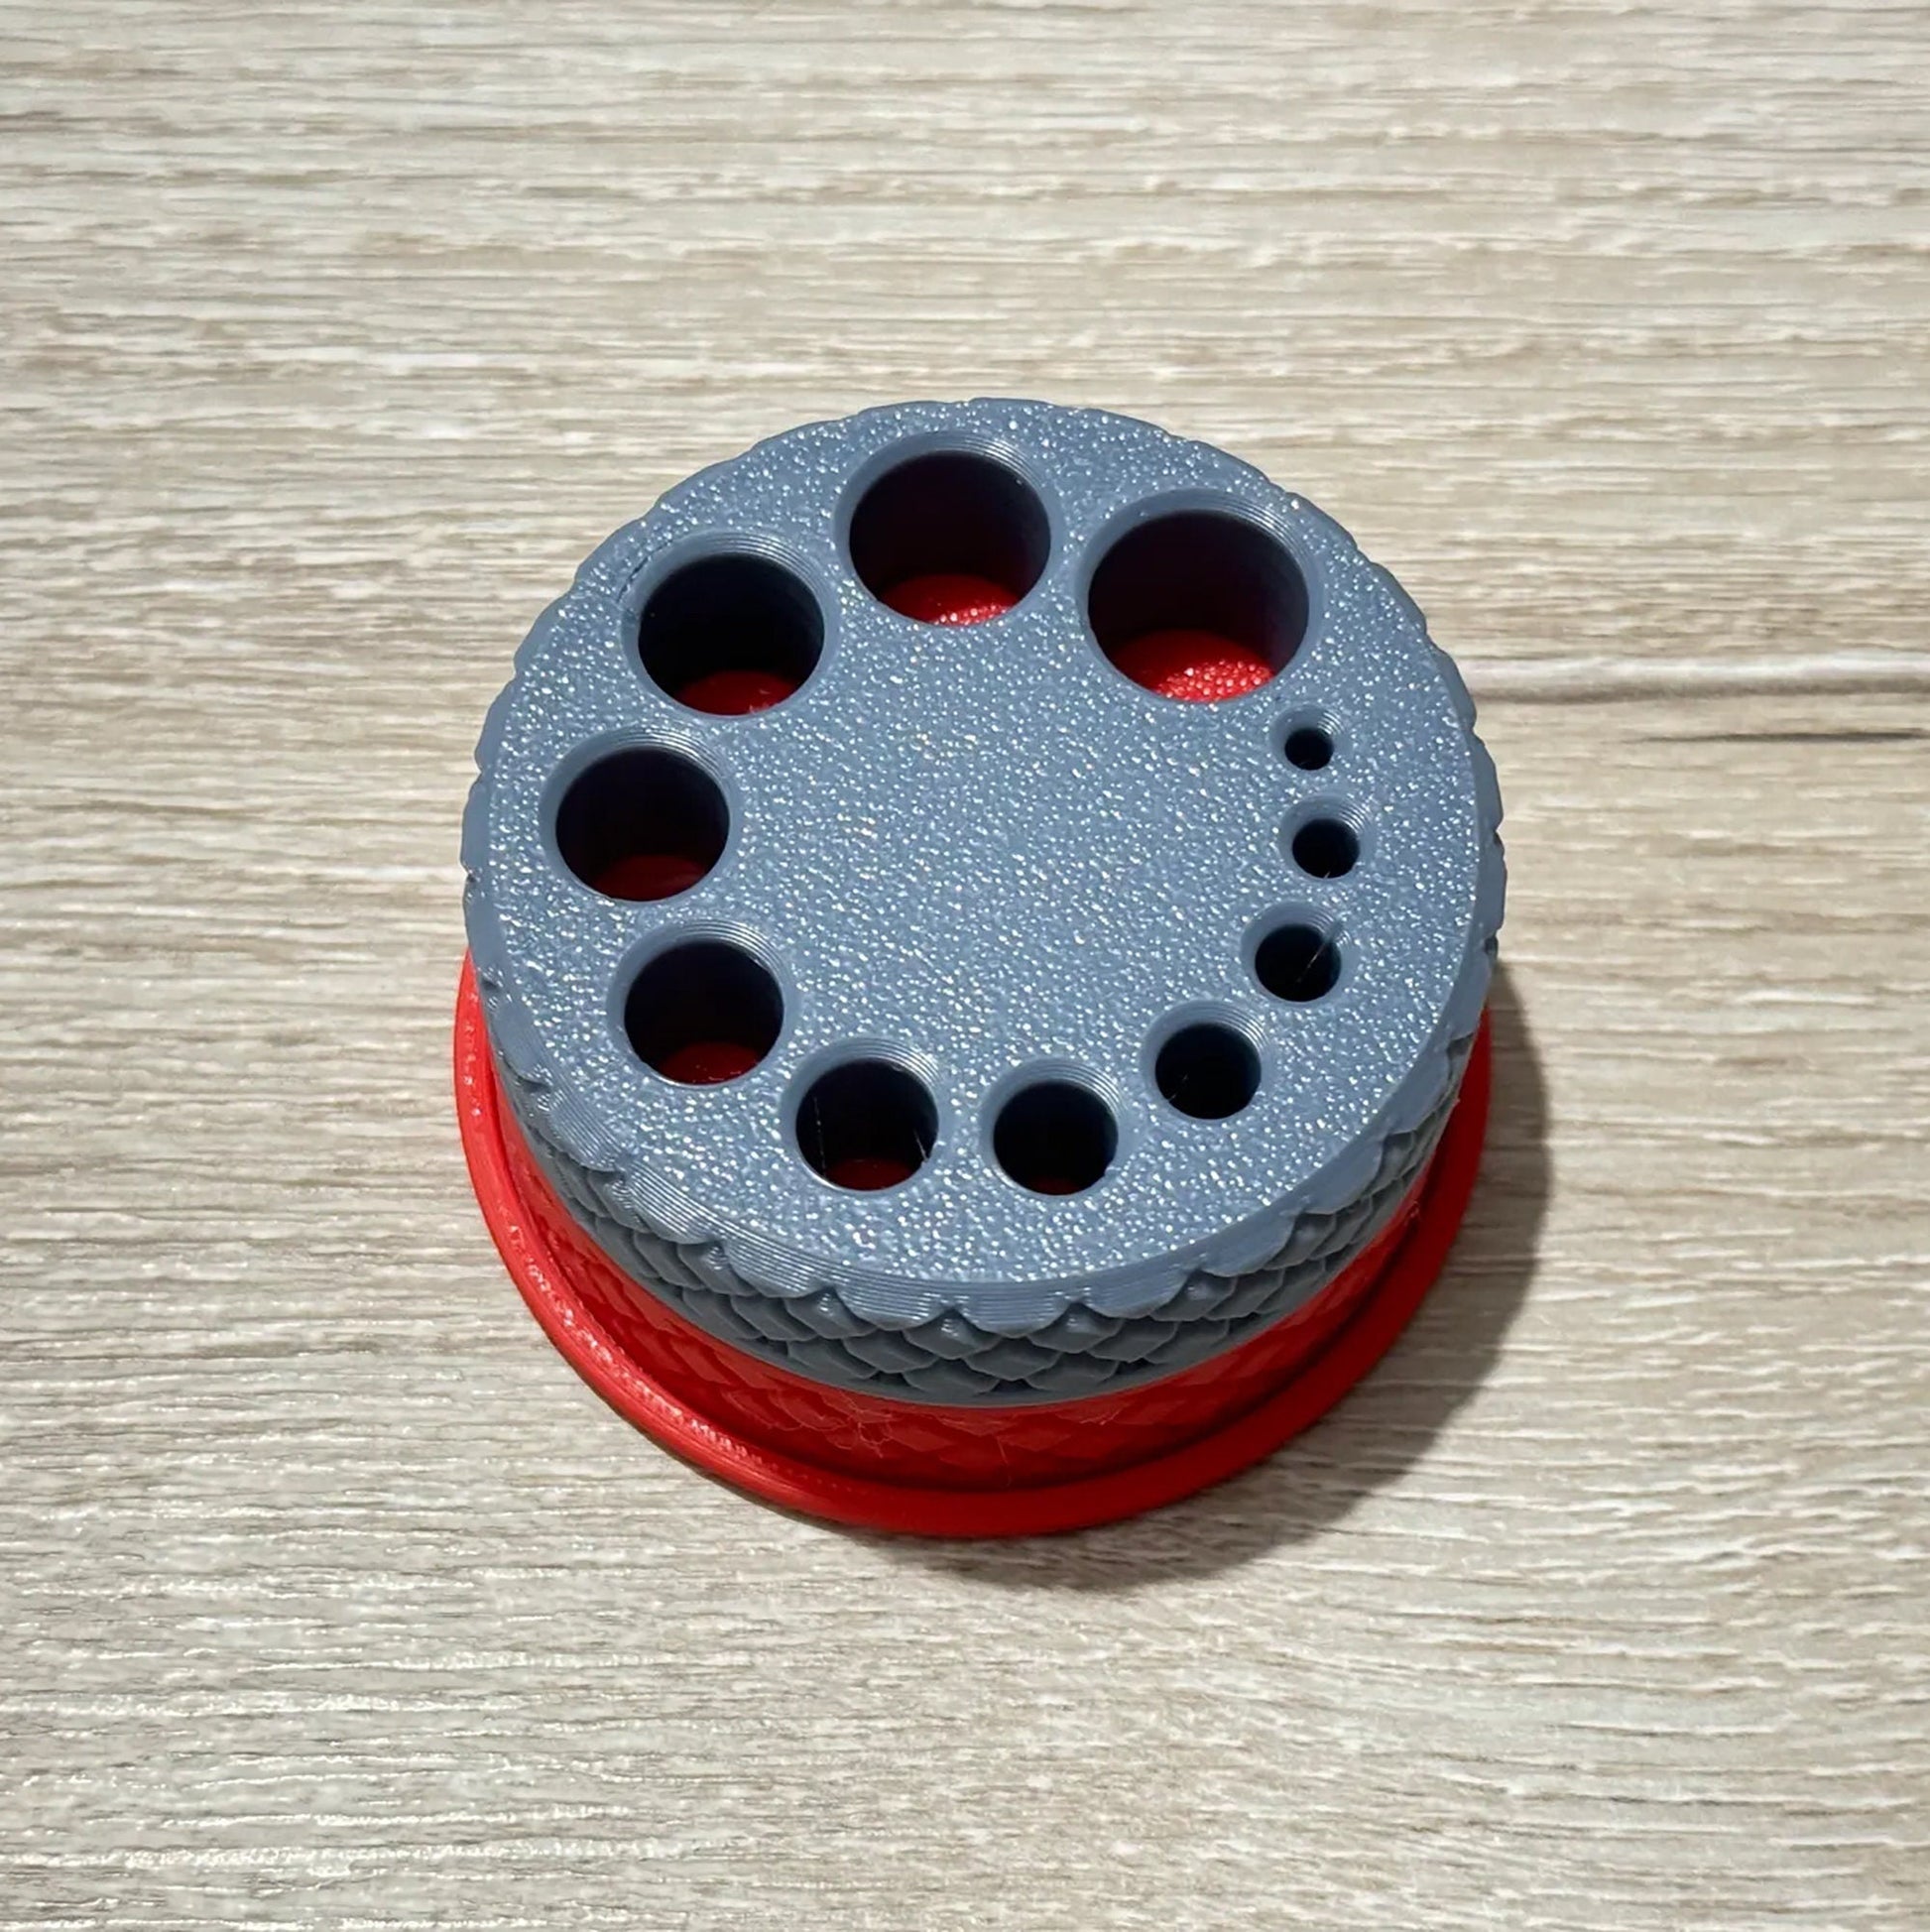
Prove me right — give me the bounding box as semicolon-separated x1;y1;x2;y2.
555;739;1357;906
566;728;1353;1195
620;920;1343;1197
637;449;1311;715
564;446;1360;1197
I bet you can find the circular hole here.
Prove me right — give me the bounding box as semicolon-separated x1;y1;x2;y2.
1088;510;1308;702
554;747;728;902
624;940;783;1085
1254;922;1342;1003
637;553;823;714
849;449;1049;625
992;1080;1118;1196
1290;815;1360;879
1153;1023;1261;1121
794;1059;938;1192
1282;723;1334;771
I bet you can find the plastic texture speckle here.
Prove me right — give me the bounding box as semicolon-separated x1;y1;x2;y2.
462;399;1505;1407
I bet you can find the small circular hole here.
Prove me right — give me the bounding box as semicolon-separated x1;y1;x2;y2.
624;940;783;1085
794;1059;938;1191
1290;815;1359;879
992;1081;1117;1196
1282;723;1334;771
849;449;1049;625
637;553;823;714
554;747;728;902
1254;922;1342;1003
1153;1023;1261;1121
1088;510;1307;702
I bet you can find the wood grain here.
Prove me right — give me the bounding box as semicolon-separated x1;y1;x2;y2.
2;3;1925;1925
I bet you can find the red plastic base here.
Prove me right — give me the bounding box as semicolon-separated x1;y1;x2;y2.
455;960;1492;1536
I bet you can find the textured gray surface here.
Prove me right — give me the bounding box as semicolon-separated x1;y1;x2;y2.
464;402;1502;1392
4;3;1928;1927
513;1038;1463;1398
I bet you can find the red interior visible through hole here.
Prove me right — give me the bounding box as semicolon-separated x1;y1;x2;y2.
883;572;1017;627
593;852;710;902
826;1155;916;1192
1114;629;1273;703
659;1039;762;1086
674;667;800;715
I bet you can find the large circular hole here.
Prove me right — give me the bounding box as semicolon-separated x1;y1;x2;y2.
794;1059;938;1192
624;940;783;1085
1254;921;1342;1003
637;553;823;714
1153;1023;1261;1121
554;747;728;902
849;450;1049;626
1088;510;1307;701
1290;815;1360;879
993;1080;1117;1196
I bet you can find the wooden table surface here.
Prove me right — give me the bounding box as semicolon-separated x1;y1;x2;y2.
4;4;1926;1926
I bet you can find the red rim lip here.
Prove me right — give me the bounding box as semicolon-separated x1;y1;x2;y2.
455;958;1493;1537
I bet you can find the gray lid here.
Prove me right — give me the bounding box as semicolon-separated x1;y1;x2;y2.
463;399;1503;1399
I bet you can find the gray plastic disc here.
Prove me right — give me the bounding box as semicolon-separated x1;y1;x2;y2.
463;400;1504;1403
